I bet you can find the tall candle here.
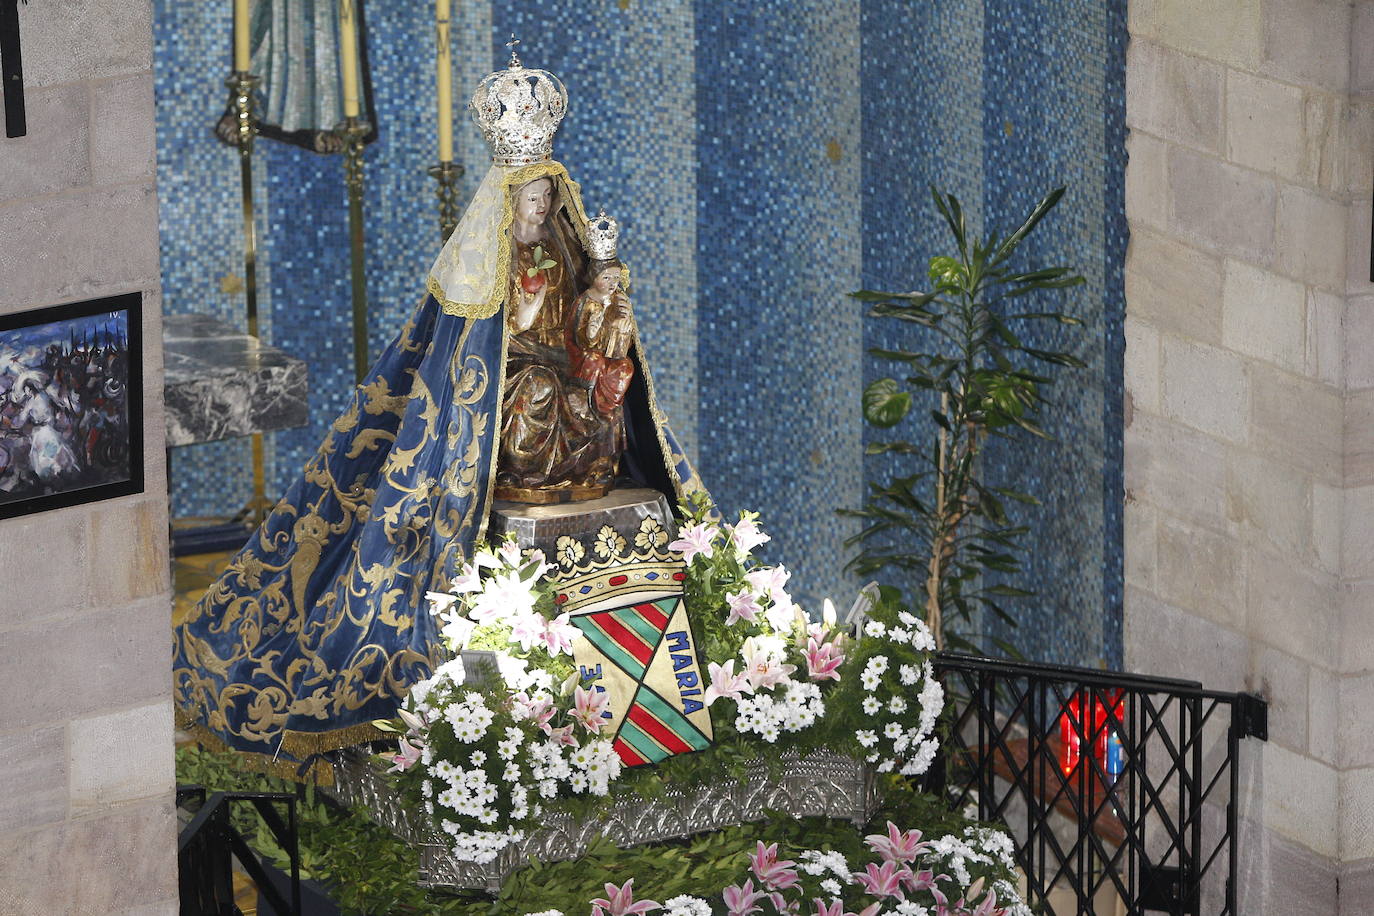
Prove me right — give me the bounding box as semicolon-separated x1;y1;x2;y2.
339;0;361;118
436;0;453;162
234;0;250;72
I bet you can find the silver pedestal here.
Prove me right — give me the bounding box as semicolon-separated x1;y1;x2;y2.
489;486;676;556
326;747;880;893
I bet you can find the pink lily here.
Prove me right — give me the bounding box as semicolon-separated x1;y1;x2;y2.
744;564;790;596
385;736;422;773
762;590;802;633
511;692;555;733
901;867;945;895
590;878;660;916
805;635;846;681
740;637;796;690
668;521;718;565
703;660;754;707
546;723;578;747
468;570;536;622
729;515;770;555
903;868;942;894
571;685;611;734
726;589;763;626
539;612;579;656
497;539;524;568
425;590;461;616
396;706;428;735
852;860;913;900
865;821;930;864
723;879;767;916
471;546;503;569
749;841;800;891
450;561;484;593
970;886;1003;916
768;891;799;915
811;902;878;916
508;611;545;652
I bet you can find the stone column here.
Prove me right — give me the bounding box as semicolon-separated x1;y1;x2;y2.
1125;0;1366;911
0;0;175;913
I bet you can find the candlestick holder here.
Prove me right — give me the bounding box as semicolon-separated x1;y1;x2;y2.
336;117;372;383
224;70;273;527
428;161;464;243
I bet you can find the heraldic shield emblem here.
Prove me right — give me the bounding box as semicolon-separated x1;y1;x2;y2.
554;526;714;767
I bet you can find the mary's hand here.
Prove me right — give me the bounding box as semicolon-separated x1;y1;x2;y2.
511;284;547;333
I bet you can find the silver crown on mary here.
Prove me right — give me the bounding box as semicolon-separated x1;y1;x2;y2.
469;37;568;167
586;209;619;261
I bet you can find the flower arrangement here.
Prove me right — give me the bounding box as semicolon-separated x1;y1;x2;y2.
377;494;1024;914
515;821;1029;916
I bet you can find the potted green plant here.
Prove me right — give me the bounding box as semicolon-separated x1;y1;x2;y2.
847;187;1085;654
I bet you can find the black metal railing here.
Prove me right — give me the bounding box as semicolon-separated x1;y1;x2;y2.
929;654;1267;916
177;785;303;916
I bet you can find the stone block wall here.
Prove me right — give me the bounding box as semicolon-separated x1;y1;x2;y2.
1125;0;1370;910
0;1;175;913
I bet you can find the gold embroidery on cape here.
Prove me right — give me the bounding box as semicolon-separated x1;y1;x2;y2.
173;296;458;770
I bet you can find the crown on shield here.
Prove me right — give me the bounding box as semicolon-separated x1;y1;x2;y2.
469;36;568;167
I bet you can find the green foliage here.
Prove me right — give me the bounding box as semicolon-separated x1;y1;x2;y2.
175;745;488;915
847;186;1085;654
491;775;996;914
178;744;1016;916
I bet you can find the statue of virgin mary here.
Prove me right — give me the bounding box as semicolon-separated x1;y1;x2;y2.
173;48;704;779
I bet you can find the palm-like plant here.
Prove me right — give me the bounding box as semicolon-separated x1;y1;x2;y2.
846;187;1085;653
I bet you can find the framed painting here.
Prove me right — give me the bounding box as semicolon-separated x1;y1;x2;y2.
0;293;144;519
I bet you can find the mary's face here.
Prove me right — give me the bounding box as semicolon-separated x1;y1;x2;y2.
514;178;552;227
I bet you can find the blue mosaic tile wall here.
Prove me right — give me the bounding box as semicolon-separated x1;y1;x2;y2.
152;0;1125;666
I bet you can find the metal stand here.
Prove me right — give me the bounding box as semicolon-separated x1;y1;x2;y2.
227;71;272;527
428;160;463;243
338;117;371;383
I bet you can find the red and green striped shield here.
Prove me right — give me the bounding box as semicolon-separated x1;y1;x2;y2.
556;560;713;766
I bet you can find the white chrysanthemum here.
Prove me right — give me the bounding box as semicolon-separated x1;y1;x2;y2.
888;695;907;715
820;878;843;897
663;895;711;916
862;696;881;715
893;903;930;916
856;729;878;748
899;664;920;686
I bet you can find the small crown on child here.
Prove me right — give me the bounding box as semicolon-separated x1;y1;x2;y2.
586;209;619;261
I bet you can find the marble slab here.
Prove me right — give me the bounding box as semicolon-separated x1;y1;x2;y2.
162;313;309;447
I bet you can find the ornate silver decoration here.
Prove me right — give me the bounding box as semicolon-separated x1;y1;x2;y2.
586;209;619;261
326;748;881;893
469;37;568;167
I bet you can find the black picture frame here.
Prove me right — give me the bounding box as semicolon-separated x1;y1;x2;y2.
0;292;144;520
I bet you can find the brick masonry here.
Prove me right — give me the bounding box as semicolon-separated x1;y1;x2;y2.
0;0;175;912
1125;0;1373;911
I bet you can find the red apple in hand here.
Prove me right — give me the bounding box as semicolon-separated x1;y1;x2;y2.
521;271;546;295
520;246;556;296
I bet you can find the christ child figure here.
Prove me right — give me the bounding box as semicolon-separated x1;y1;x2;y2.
567;212;635;416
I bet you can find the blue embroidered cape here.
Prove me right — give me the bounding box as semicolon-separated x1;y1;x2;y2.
172;282;700;780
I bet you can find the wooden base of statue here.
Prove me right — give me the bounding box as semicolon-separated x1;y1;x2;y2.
488;486;674;558
492;481;613;504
